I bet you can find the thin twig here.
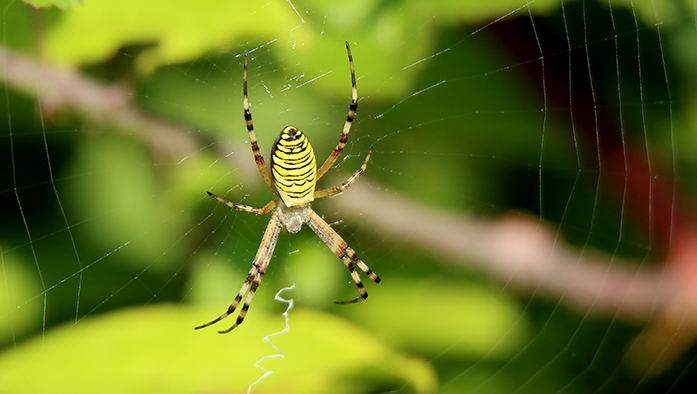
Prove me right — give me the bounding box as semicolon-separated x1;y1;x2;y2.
328;180;677;320
0;46;257;180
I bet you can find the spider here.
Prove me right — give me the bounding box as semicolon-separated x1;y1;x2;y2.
195;42;381;333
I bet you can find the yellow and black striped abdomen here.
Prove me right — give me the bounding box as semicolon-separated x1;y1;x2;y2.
270;126;317;207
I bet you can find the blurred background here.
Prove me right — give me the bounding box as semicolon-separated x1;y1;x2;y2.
2;0;697;393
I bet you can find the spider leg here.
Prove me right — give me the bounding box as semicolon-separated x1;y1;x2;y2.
316;41;358;181
313;145;372;200
305;209;380;304
195;210;282;333
243;50;276;193
207;191;277;214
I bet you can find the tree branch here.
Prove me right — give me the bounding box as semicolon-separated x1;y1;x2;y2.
327;181;678;320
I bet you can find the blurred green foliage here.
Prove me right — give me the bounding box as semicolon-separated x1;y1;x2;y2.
25;0;82;8
0;304;438;394
2;0;697;393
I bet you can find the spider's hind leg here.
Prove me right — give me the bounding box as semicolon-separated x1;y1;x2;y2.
195;210;282;333
305;209;381;304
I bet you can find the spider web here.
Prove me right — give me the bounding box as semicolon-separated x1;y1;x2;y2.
1;0;696;393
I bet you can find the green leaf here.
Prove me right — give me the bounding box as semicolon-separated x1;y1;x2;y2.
23;0;82;9
42;0;306;74
341;278;527;358
0;304;437;393
0;249;44;343
39;0;567;99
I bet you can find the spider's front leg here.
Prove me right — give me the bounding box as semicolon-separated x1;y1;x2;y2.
242;50;276;192
316;41;359;181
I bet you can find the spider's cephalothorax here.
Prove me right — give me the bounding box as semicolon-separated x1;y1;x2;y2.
196;42;381;334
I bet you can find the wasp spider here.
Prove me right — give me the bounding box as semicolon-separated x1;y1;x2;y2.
196;42;381;333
